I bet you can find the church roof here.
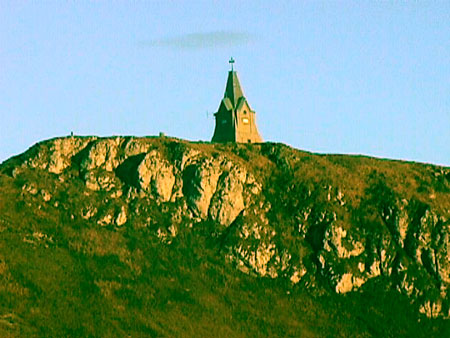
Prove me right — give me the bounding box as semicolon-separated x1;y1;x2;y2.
235;96;249;111
224;71;244;108
222;97;233;111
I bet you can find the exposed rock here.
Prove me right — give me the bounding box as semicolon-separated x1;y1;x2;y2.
156;224;177;244
4;136;450;319
110;190;123;198
22;183;38;195
80;138;121;172
81;206;97;220
234;241;277;277
84;170;118;191
290;266;307;284
226;214;278;277
98;214;113;226
178;147;201;170
24;137;95;174
420;300;443;318
325;225;364;259
115;206;127;226
40;189;51;202
183;159;222;218
335;273;366;293
209;166;246;226
23;232;54;248
123;138;151;157
137;151;175;202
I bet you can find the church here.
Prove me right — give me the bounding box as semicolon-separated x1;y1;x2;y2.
211;58;263;143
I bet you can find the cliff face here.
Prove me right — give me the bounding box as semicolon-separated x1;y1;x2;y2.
1;136;450;335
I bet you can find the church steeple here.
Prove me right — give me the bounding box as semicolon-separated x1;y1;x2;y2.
224;70;244;107
224;57;244;107
211;59;263;143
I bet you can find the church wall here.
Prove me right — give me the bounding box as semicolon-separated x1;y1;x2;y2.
211;109;236;142
235;104;262;143
211;67;263;144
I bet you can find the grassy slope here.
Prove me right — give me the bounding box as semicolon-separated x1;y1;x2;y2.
0;139;450;337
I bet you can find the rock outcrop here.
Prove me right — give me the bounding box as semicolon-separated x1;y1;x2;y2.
2;135;450;320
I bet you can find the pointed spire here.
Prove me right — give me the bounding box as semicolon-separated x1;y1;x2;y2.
212;59;263;143
229;57;235;71
224;58;244;107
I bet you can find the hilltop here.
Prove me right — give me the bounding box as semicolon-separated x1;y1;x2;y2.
1;136;450;337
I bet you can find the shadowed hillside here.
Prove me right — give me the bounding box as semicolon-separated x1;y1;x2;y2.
1;136;450;337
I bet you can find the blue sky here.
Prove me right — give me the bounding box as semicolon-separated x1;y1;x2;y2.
1;1;449;165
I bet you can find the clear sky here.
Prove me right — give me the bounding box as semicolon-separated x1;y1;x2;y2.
1;1;449;166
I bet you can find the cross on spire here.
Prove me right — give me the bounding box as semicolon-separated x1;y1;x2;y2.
229;57;235;71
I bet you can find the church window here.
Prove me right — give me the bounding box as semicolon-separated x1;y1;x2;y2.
242;118;249;124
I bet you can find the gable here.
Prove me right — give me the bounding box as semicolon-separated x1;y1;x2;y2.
236;97;251;114
218;97;233;113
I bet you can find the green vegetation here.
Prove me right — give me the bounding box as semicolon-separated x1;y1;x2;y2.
0;137;449;337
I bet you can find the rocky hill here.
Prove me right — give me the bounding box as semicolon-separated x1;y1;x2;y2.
1;136;450;336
